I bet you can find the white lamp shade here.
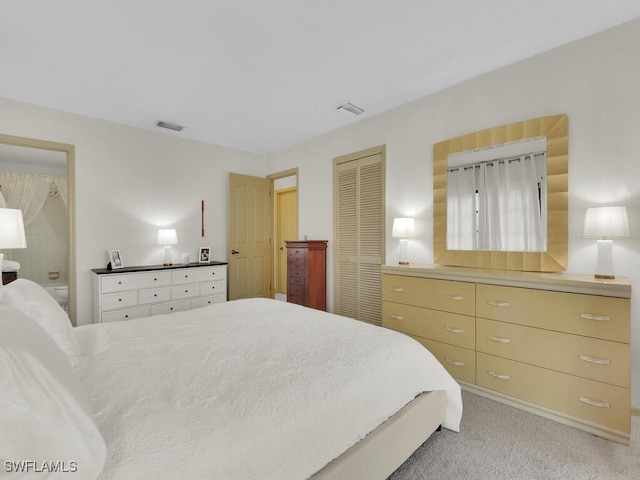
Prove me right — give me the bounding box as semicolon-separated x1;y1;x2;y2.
392;217;415;239
582;206;630;238
157;228;178;246
0;208;27;249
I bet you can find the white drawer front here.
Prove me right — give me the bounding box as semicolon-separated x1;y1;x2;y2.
172;266;226;285
102;271;171;293
101;306;149;323
172;283;200;300
139;287;171;304
102;291;138;311
199;279;227;297
151;299;191;316
191;293;227;309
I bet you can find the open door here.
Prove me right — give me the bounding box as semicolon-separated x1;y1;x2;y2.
228;173;272;300
275;187;298;294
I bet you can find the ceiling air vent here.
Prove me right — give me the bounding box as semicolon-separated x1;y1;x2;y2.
156;121;184;132
337;102;365;115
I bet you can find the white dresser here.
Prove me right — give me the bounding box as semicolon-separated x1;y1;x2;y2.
382;264;631;444
92;262;227;324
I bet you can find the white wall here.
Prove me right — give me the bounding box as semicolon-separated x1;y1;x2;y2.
268;19;640;406
0;98;268;324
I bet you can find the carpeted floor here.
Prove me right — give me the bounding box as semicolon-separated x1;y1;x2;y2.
389;391;640;480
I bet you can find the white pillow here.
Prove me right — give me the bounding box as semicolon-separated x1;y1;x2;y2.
1;279;80;367
0;305;106;479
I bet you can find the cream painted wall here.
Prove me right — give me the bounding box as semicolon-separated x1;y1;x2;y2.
0;98;268;324
268;19;640;406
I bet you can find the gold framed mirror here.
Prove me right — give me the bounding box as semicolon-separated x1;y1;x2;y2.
433;114;568;271
0;133;76;324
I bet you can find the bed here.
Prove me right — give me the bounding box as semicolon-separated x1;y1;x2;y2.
0;279;462;480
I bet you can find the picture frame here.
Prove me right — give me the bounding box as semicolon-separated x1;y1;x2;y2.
108;249;124;269
199;247;211;263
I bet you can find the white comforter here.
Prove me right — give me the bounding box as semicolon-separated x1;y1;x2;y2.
75;298;462;480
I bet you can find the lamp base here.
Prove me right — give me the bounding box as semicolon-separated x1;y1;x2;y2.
163;246;173;266
594;239;615;279
398;239;410;265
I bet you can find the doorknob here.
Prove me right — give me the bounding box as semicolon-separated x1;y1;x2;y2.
279;247;284;250
231;250;240;255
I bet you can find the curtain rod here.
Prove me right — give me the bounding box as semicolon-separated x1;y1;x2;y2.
447;150;546;173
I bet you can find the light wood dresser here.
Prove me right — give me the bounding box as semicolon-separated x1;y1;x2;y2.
381;264;631;444
285;240;328;311
92;262;227;324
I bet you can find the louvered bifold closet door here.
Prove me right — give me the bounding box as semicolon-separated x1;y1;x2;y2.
335;152;384;326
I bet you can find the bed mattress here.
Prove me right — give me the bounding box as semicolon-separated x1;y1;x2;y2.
74;298;461;480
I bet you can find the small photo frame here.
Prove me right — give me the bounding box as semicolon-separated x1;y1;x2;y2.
108;250;124;269
199;247;211;263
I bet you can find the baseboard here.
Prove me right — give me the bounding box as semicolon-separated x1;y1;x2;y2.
631;407;640;417
459;382;630;445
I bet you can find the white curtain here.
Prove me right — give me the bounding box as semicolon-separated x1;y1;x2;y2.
448;154;544;252
447;167;477;250
0;171;67;226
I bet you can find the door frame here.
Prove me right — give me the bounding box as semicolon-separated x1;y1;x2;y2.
274;186;298;294
268;167;299;297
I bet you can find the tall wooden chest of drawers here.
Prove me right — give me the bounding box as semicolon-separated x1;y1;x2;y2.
381;264;632;444
285;240;328;311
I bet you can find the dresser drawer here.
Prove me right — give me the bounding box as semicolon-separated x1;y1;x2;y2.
382;301;474;349
191;294;227;309
101;291;138;311
199;279;227;297
477;353;630;434
476;284;630;343
151;299;191;316
102;271;171;293
101;305;149;323
477;318;630;388
382;275;475;316
172;284;200;299
413;337;475;384
172;266;226;285
139;287;171;304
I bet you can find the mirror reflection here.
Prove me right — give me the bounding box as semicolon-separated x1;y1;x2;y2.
446;137;547;252
0;143;69;312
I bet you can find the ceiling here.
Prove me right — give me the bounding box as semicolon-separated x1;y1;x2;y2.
2;1;640;155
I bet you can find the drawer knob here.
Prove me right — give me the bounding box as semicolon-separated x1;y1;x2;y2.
445;358;464;367
487;300;510;308
444;326;464;334
487;335;511;344
579;313;611;322
579;354;610;366
118;298;122;302
154;294;158;297
390;315;404;320
579;397;610;409
487;370;510;380
154;278;158;281
445;294;464;301
124;314;129;318
118;281;122;285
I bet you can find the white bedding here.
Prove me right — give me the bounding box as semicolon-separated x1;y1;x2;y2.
74;298;462;480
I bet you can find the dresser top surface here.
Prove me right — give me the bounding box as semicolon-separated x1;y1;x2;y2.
382;264;631;298
92;261;228;276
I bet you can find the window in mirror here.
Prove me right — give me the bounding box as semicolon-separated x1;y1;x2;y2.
447;136;547;252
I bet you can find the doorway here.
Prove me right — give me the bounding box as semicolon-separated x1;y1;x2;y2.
275;185;298;296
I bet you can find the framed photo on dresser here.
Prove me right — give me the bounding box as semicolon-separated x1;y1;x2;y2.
108;250;124;269
199;247;210;263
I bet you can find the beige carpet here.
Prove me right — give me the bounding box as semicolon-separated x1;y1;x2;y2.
389;391;640;480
